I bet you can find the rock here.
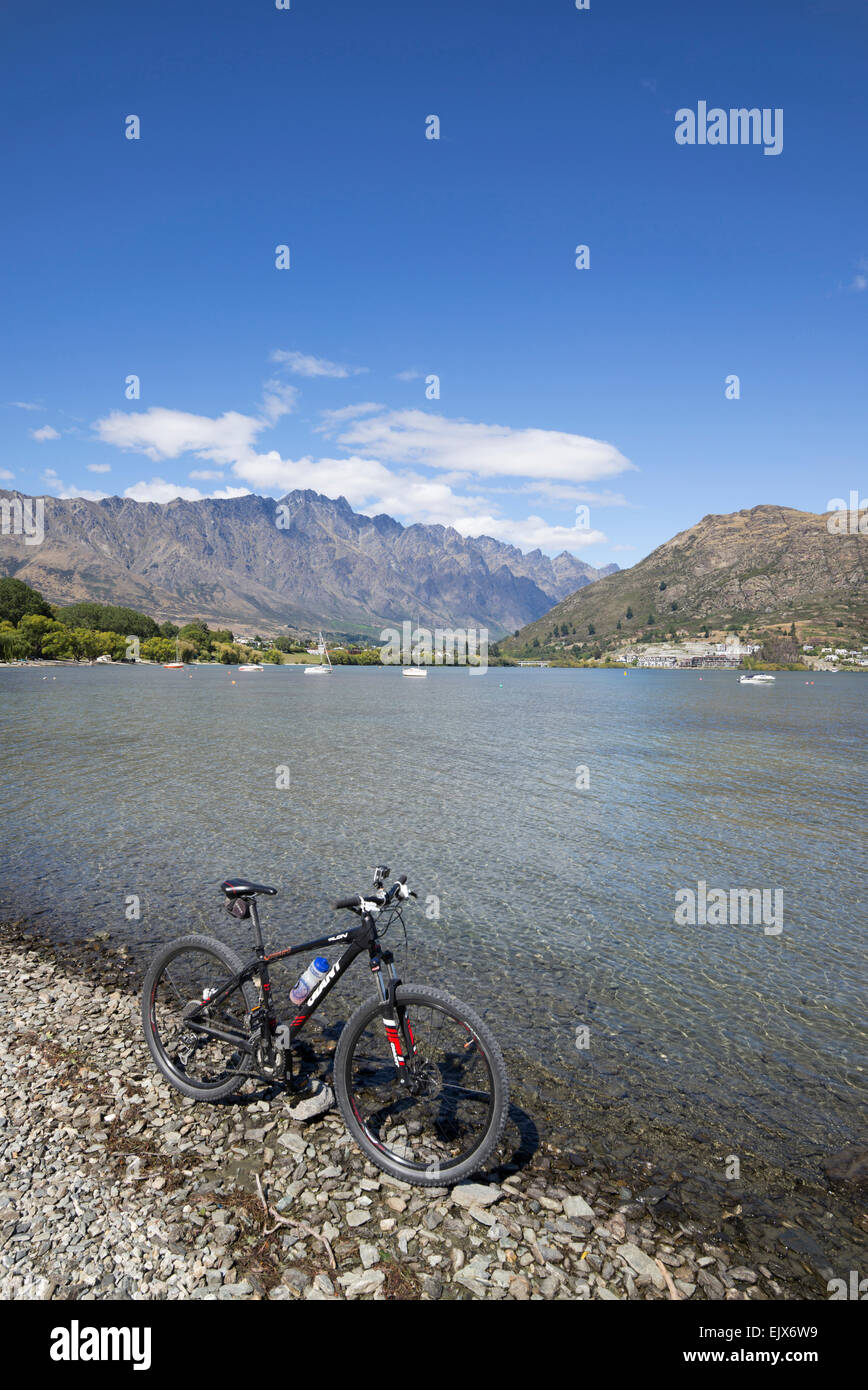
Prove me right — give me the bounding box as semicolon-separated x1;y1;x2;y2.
338;1268;385;1296
454;1272;488;1297
277;1131;307;1156
728;1267;758;1283
291;1083;335;1123
359;1243;379;1269
508;1275;531;1300
821;1146;868;1188
451;1183;501;1210
562;1195;595;1221
347;1210;371;1227
616;1242;665;1290
16;1277;54;1300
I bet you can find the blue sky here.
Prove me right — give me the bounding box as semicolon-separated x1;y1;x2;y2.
1;0;865;566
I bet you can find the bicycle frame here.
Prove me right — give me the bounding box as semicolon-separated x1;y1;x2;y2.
180;899;411;1075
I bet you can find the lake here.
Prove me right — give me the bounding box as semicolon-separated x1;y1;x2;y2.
1;663;865;1181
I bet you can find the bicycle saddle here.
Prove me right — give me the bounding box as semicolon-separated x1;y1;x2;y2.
220;879;278;898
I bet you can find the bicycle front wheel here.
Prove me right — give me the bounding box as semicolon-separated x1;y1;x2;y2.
334;983;509;1186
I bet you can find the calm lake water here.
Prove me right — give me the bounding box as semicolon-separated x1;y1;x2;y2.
1;663;865;1177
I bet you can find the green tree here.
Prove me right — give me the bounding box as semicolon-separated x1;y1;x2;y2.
670;601;678;612
616;619;622;631
625;607;633;620
141;636;178;663
0;577;52;625
211;628;234;646
177;621;212;654
219;645;244;664
57;602;158;639
159;621;180;639
41;627;78;660
17;613;62;657
0;628;30;660
587;623;595;635
659;581;667;591
646;614;655;626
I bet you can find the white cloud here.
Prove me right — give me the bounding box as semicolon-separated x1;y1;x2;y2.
86;463;111;473
396;369;421;381
40;468;108;501
516;481;631;506
0;468;14;480
92;399;632;555
337;409;633;483
451;514;608;551
123;478;251;504
95;407;264;464
8;401;41;411
270;350;368;378
31;425;60;441
315;402;385;434
260;378;300;423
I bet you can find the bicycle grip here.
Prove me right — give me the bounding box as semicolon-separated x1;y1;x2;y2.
334;894;362;911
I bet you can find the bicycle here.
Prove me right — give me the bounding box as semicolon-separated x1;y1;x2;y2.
141;866;509;1186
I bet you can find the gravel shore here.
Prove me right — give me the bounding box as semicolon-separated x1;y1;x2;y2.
1;923;861;1302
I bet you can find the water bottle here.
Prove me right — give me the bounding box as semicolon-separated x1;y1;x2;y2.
290;956;329;1005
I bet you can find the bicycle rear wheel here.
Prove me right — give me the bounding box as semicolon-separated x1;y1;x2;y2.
142;933;258;1101
334;983;509;1186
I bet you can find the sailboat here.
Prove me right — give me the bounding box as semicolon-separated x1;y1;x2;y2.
164;638;184;670
402;615;429;677
304;632;333;675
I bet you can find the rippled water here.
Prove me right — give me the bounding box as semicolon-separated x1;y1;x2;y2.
1;663;865;1174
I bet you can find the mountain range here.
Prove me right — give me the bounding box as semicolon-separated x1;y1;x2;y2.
505;505;868;650
0;489;617;637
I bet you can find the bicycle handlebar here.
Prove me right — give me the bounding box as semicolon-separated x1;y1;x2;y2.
333;873;417;913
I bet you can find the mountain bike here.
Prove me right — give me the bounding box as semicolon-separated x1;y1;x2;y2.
141;867;509;1186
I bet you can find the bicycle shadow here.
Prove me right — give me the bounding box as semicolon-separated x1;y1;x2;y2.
209;1023;542;1179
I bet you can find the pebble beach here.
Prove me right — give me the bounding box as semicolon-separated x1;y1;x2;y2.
3;922;864;1303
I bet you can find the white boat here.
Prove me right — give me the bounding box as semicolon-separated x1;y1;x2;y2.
95;654;113;663
402;666;427;678
739;673;775;684
238;663;263;672
304;632;333;674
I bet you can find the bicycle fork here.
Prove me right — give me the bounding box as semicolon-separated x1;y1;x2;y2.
372;950;416;1073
